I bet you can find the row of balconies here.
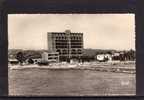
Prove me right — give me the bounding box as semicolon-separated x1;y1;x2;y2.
52;36;83;40
56;49;82;55
58;52;82;55
56;46;83;49
48;54;59;56
51;32;83;37
55;40;83;42
48;57;59;59
55;43;83;45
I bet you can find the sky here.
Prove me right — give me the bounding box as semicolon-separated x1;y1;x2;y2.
8;14;135;50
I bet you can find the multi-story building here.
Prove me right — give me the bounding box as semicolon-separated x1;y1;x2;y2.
41;52;59;63
47;30;83;61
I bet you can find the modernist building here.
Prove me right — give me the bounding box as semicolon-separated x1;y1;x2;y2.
47;30;83;61
41;52;59;63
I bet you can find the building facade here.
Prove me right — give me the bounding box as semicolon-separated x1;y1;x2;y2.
47;30;83;61
41;52;59;63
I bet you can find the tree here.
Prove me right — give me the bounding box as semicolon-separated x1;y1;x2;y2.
27;58;34;64
15;52;25;65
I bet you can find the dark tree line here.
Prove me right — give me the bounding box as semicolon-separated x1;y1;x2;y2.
15;52;26;65
113;50;135;61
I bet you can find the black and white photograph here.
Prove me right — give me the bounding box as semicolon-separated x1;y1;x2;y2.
8;14;135;96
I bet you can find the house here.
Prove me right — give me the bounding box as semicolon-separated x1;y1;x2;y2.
112;52;121;60
9;59;19;65
41;51;59;63
96;54;112;62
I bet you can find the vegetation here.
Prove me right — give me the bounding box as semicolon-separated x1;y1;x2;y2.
9;49;135;63
15;52;26;65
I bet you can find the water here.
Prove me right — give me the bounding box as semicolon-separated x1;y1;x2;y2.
9;68;135;96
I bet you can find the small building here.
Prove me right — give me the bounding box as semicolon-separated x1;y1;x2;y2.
112;52;121;61
96;54;112;62
24;51;59;64
96;54;105;61
9;59;19;65
112;52;120;57
41;51;59;63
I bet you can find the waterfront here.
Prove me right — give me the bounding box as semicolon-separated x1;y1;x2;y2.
9;64;135;96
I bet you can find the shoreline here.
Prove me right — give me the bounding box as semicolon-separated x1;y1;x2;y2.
8;62;135;74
